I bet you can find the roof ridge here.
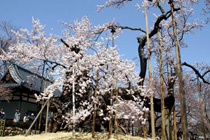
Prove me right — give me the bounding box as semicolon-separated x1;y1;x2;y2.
15;64;53;82
9;64;25;85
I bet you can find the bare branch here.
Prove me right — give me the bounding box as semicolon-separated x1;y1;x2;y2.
182;62;210;84
117;26;146;33
157;1;165;14
202;70;210;77
138;7;180;52
61;39;70;48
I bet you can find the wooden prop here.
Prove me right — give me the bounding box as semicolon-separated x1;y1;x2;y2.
144;2;155;139
169;1;189;140
158;29;166;140
197;75;206;140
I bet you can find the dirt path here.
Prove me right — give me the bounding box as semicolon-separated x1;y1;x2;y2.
0;132;148;140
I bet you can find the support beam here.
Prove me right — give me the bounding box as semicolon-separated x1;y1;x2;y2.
196;75;206;140
144;2;155;139
170;2;188;140
158;29;166;140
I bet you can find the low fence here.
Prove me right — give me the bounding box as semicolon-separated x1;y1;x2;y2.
0;119;5;136
0;119;40;136
4;127;38;136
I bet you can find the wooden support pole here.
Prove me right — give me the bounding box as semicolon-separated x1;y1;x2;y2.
92;70;99;138
108;89;113;139
38;100;44;131
43;69;49;133
143;113;147;138
158;29;166;140
169;2;188;140
165;110;170;140
144;2;155;139
45;99;50;133
114;72;118;138
196;75;206;140
108;28;115;139
72;66;75;137
173;106;178;140
38;68;48;132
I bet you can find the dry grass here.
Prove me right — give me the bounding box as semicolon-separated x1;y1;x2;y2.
0;132;150;140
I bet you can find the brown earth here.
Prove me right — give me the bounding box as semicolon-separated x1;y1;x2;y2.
0;132;150;140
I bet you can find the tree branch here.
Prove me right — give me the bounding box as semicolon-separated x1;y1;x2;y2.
137;8;180;84
202;70;210;77
117;26;146;33
157;1;165;14
61;39;70;48
182;62;210;84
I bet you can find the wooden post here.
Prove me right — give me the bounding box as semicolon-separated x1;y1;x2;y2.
169;1;188;140
108;89;113;139
108;28;115;139
43;69;49;133
38;61;46;132
72;66;75;137
169;67;177;140
158;29;166;140
165;109;170;140
38;68;48;131
45;99;50;133
172;105;177;140
38;100;44;131
171;115;174;140
92;70;99;138
144;2;155;139
196;75;206;140
132;119;134;136
114;72;118;138
128;119;130;134
143;113;147;138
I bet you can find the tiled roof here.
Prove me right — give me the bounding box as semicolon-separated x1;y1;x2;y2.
0;64;61;96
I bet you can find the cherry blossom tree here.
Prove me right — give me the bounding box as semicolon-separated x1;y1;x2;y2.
182;62;210;139
97;0;203;139
203;0;210;24
0;87;12;101
0;22;19;99
0;21;19;75
0;1;206;139
0;16;150;138
148;65;209;139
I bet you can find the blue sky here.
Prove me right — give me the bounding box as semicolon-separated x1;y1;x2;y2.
0;0;209;72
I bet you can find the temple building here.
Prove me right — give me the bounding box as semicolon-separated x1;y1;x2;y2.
0;64;60;120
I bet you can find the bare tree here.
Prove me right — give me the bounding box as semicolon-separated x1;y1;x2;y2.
0;21;18;75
